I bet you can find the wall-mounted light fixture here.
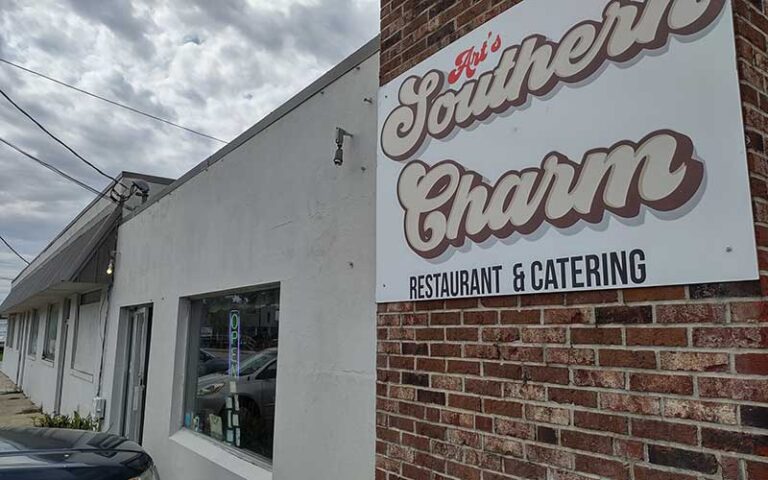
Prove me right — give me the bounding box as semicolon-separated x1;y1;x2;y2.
106;251;116;276
334;127;353;166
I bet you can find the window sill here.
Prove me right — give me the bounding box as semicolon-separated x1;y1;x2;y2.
70;369;94;383
40;358;55;367
26;355;37;361
170;429;272;480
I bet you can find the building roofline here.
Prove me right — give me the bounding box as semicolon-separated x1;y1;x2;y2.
10;170;175;283
123;35;381;224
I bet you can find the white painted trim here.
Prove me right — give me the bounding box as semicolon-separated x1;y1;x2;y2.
170;429;273;480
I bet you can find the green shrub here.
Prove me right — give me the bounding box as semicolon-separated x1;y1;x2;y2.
34;411;98;431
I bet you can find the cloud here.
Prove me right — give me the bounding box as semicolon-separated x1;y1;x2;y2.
0;0;379;303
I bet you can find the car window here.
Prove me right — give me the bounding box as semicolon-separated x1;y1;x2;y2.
258;361;277;380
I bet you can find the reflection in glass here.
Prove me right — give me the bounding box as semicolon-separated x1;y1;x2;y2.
186;287;279;460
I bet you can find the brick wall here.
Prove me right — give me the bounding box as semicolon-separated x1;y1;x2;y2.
376;1;768;479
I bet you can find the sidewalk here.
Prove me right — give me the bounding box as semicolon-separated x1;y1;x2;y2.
0;371;40;427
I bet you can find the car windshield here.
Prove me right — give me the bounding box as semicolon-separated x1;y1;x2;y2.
239;349;277;375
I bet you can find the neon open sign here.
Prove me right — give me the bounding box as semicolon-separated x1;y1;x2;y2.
228;310;240;377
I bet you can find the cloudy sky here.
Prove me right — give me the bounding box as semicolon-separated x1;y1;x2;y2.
0;0;379;302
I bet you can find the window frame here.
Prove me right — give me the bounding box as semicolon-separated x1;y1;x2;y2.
7;315;14;349
42;303;60;361
27;309;39;358
182;283;280;466
70;290;101;375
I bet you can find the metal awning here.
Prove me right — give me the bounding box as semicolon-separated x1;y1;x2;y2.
0;208;120;313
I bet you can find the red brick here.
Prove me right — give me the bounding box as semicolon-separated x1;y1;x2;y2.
402;313;429;326
444;298;477;309
656;304;726;324
430;375;462;391
448;394;482;412
545;348;595;365
495;418;536;440
574;411;628;434
446;360;480;375
599;349;656;369
502;458;546;479
573;369;625;389
500;309;540;324
595;305;652;324
499;346;543;362
415;421;446;440
414;300;444;311
481;327;520;342
415;328;444;341
634;466;696;480
483;399;523;417
575;454;630;478
481;296;518;308
623;286;687;302
747;460;768;480
446;429;482;449
543;308;592;324
663;399;738;424
391;356;416;370
548;387;597;407
465;378;502;397
523;365;569;385
464;311;498;325
483;436;524;457
693;327;768;348
561;430;612;455
525;405;570;425
659;351;729;372
571;328;622;345
626;328;687;347
600;392;661;415
430;312;461;325
416;358;445;373
520;293;564;307
445;327;478;341
614;439;644;460
630;373;694;395
503;382;547;401
482;362;522;380
464;344;500;359
526;444;574;469
632;418;698;445
736;353;768;375
565;289;619;305
699;377;768;403
521;327;566;343
731;301;768;323
429;343;462;358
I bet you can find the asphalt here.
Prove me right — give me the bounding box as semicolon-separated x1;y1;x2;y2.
0;370;40;427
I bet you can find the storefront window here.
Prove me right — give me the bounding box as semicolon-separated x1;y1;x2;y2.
185;286;279;461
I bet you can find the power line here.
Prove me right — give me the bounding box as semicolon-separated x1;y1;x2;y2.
0;57;228;144
0;86;119;184
0;136;118;203
0;234;29;265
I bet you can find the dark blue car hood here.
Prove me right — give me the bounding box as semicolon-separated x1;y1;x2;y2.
0;428;152;480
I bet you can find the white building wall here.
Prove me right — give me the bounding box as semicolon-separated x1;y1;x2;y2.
101;51;378;480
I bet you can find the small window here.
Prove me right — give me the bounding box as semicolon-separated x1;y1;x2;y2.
185;286;279;462
43;303;59;361
72;291;101;374
27;310;39;357
7;315;14;349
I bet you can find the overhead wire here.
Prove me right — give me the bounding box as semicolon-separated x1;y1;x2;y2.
0;234;30;265
0;57;228;144
0;136;118;203
0;86;120;184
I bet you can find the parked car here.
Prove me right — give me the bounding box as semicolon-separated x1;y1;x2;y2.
0;427;158;479
198;349;229;377
196;348;277;456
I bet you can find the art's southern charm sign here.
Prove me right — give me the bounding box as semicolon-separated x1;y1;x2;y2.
377;0;758;302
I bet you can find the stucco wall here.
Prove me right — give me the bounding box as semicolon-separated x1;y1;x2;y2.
101;51;379;480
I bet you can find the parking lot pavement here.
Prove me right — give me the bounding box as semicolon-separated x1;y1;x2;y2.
0;371;40;427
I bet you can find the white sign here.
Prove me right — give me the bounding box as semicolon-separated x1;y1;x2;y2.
377;0;758;302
